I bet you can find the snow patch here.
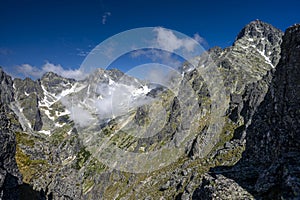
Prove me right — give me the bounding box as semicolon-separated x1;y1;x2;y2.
87;84;91;96
56;109;71;117
39;130;51;135
44;109;55;121
40;83;86;108
67;129;72;135
132;85;151;96
57;83;85;99
257;49;274;68
55;122;65;128
108;78;115;85
40;85;57;107
240;45;249;49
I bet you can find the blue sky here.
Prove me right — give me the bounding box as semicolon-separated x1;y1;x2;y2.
0;0;299;79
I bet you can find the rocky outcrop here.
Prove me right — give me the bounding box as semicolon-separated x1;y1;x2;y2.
241;23;300;199
197;24;300;199
235;19;283;66
216;20;282;93
0;68;14;104
13;78;43;131
192;174;254;200
41;72;76;95
0;68;22;200
0;105;22;200
189;20;283;160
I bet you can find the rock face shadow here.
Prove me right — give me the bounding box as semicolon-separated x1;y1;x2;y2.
19;183;53;200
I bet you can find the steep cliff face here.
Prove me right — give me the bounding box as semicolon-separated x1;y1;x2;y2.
13;78;44;131
0;68;14;104
189;20;283;160
196;24;300;200
242;23;300;199
0;68;22;200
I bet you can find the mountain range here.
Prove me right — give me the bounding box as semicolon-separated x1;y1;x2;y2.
0;20;299;200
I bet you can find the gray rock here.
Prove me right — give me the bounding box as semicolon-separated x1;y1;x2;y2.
205;23;300;200
0;67;14;104
192;174;254;199
160;181;170;191
0;69;22;199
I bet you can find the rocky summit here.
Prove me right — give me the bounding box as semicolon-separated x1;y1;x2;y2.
0;20;299;200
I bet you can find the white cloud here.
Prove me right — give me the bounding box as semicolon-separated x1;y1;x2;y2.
61;80;154;127
18;64;44;78
131;49;182;68
42;62;84;79
102;12;111;25
60;97;96;127
17;62;86;80
146;65;171;85
76;48;90;57
142;64;181;93
193;33;208;48
94;82;154;119
153;27;199;52
70;105;96;127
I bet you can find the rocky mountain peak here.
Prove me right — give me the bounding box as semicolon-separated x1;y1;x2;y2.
40;71;76;97
0;66;9;81
41;71;64;80
85;67;141;88
0;66;14;104
90;68;124;80
233;20;283;66
235;20;282;41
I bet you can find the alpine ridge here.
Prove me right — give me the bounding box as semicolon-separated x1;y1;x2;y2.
0;20;299;200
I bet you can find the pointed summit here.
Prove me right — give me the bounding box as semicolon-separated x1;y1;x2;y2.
233;20;284;66
0;67;14;104
235;20;283;42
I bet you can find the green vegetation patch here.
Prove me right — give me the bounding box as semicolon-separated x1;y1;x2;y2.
15;146;48;184
16;132;35;147
50;124;72;145
74;147;91;170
